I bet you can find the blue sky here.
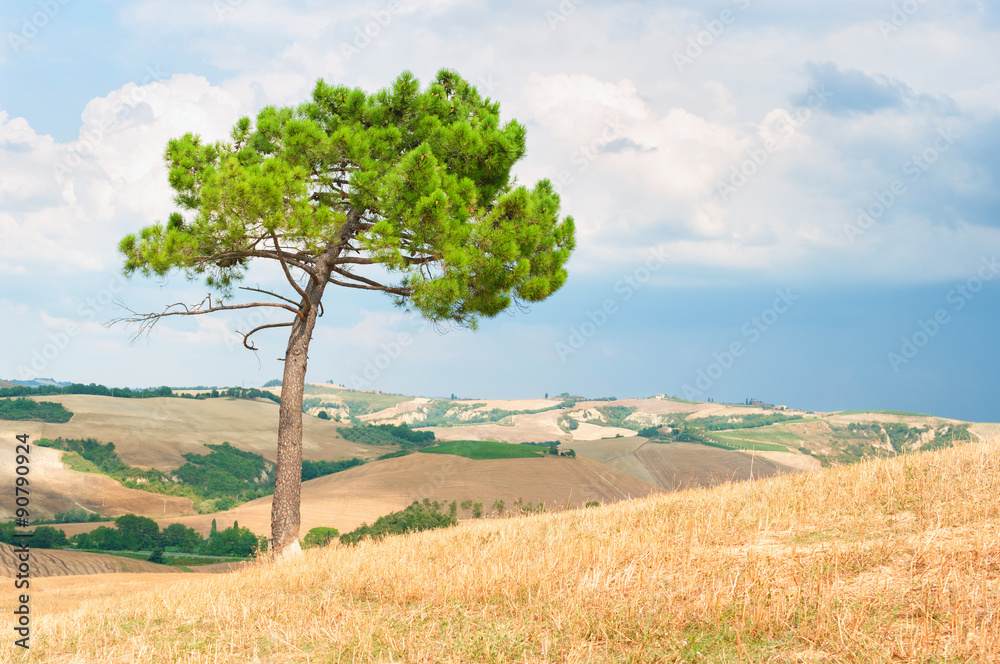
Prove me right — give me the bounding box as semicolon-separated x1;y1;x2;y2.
1;0;998;421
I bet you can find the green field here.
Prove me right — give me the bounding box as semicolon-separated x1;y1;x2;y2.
337;392;413;417
706;426;798;453
710;426;801;447
419;440;545;460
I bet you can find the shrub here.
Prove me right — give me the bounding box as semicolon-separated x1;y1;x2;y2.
303;526;340;548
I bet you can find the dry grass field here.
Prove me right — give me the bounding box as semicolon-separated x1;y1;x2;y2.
4;437;998;663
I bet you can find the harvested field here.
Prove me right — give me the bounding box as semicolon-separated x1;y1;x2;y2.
0;543;180;578
571;438;814;491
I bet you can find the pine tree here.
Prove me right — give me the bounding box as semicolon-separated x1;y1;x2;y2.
115;69;576;555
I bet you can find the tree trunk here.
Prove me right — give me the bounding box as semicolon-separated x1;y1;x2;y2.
270;249;337;556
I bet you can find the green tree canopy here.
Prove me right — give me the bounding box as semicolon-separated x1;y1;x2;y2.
119;69;574;326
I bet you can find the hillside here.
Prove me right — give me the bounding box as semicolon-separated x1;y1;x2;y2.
7;437;998;662
569;436;821;489
4;393;384;470
2;388;991;527
0;444;192;521
130;452;663;537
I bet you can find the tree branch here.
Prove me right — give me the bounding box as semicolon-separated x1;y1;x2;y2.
329;265;399;291
107;295;298;345
238;285;302;308
271;232;313;305
328;279;412;295
237;321;294;351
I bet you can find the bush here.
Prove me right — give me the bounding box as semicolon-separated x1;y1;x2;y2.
302;526;340;548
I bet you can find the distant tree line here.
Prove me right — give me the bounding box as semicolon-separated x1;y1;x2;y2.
177;387;280;404
0;383;173;399
686;413;804;431
1;515;264;558
0;382;281;405
47;508;105;524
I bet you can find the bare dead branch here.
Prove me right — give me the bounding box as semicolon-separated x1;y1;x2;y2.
107;295;299;345
237;321;294;350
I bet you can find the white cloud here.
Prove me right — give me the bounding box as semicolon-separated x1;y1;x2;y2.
0;75;253;276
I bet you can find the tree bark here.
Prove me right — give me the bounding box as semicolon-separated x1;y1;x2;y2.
270;247;337;556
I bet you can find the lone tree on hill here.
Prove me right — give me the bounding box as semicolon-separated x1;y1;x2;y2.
113;69;576;556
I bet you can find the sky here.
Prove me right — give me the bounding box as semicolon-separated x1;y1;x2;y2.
1;0;998;422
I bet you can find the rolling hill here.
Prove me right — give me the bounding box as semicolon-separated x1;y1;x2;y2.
4;393;384;470
7;435;998;662
2;387;992;528
65;452;664;538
